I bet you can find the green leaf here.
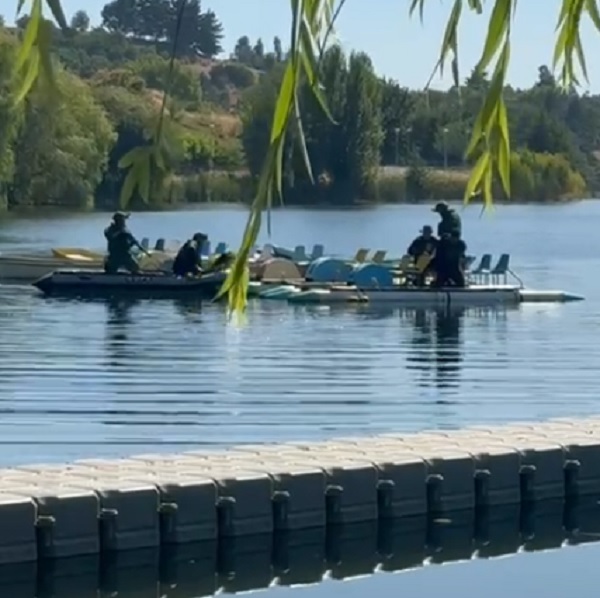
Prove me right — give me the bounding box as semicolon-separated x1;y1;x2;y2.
119;168;138;209
43;0;69;29
496;98;511;196
463;151;490;203
118;146;147;169
476;0;511;74
585;0;600;31
14;51;40;104
270;64;295;143
16;0;42;72
293;93;314;183
137;157;151;203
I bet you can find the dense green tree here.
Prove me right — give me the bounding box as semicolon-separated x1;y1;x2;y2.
10;71;116;208
100;0;223;57
233;36;253;64
70;10;90;32
127;55;201;104
0;33;22;208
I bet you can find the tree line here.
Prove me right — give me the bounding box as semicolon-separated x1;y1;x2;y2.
241;53;595;203
0;0;597;212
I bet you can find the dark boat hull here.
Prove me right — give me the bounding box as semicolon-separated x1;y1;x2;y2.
32;270;227;299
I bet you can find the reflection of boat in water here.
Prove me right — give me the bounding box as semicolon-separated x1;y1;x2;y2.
32;270;227;299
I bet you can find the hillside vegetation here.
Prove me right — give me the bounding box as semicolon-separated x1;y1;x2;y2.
0;0;598;212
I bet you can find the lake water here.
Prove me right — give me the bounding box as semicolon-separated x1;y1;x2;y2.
0;200;599;596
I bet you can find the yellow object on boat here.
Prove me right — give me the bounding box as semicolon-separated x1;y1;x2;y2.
51;247;104;261
416;252;433;272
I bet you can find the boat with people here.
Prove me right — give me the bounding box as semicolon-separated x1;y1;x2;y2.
32;269;227;299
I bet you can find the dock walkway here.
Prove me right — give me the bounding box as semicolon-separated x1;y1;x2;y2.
2;416;600;565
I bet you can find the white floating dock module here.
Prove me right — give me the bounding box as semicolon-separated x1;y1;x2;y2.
2;417;600;565
257;284;585;305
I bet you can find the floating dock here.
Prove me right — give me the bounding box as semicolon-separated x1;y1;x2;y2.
2;416;600;570
248;282;584;305
3;498;599;597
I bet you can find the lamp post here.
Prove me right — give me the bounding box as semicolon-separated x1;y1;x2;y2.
442;126;449;169
394;127;400;166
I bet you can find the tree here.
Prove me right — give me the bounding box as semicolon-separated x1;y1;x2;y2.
273;36;282;62
0;33;22;209
379;79;415;165
127;55;201;104
70;10;90;32
101;0;140;35
10;70;116;208
342;52;383;195
197;10;223;57
234;36;253;65
101;0;170;39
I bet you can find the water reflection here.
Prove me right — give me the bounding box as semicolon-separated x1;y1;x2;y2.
4;499;600;598
105;298;136;368
405;308;463;391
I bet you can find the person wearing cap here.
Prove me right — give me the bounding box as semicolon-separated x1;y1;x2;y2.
407;225;438;286
432;201;462;239
407;225;438;260
103;211;142;274
172;232;208;277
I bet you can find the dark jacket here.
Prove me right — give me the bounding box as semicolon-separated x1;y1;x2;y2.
435;235;467;266
172;241;201;276
104;223;137;256
408;235;438;258
437;209;462;238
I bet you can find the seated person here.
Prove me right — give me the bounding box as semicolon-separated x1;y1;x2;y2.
407;225;438;286
172;232;207;277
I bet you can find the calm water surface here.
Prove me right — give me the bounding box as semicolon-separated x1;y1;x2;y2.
0;201;599;596
0;201;598;465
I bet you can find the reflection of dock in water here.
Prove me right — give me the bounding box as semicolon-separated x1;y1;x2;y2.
5;499;600;598
401;306;511;391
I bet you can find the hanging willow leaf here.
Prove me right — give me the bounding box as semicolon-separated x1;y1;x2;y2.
43;0;69;29
220;0;339;314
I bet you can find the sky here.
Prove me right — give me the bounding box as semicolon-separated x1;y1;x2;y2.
6;0;600;92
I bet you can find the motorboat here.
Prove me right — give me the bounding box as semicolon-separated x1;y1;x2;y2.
32;269;227;299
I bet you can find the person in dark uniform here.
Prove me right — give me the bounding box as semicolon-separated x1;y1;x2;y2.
407;225;438;286
103;211;141;274
432;201;462;238
432;231;467;287
407;225;438;260
172;232;207;277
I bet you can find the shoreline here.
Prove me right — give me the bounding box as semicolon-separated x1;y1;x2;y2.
0;195;594;218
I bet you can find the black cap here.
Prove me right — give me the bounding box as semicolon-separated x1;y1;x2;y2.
112;211;130;221
432;201;449;213
420;225;433;234
193;232;208;242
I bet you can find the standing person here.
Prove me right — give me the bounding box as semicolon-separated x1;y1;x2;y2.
432;201;462;239
103;211;142;274
432;231;467;287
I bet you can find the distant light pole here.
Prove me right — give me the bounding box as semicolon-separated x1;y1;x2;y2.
394;127;400;166
442;127;449;169
405;126;412;164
